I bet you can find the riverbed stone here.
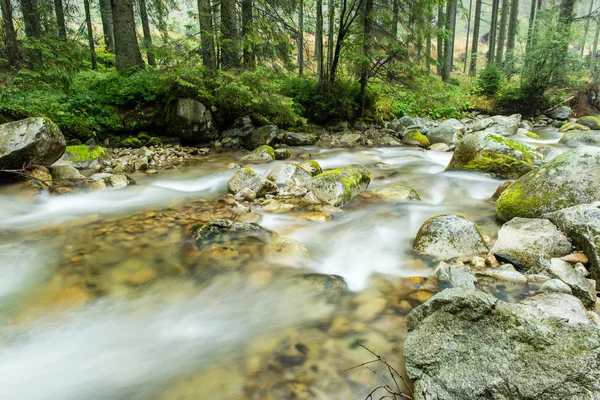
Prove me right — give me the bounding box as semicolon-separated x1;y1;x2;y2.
228;168;278;198
267;163;312;186
413;215;489;260
490;218;572;271
298;160;323;176
194;219;277;251
496;147;600;221
559;122;590;132
577;116;600;130
545;202;600;281
431;262;476;289
538;258;597;308
559;130;600;146
49;163;87;187
540;278;573;294
240;145;276;162
367;185;421;200
307;164;371;206
171;98;218;143
548;105;572;120
0;117;66;170
88;173;134;191
426;125;461;146
220;116;255;146
60;145;106;169
245;125;278;150
280;131;317;146
446;132;542;179
402;131;430;148
274;149;291;160
477;115;520;137
404;288;600;400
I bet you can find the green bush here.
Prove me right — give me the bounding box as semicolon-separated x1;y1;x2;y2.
475;64;504;97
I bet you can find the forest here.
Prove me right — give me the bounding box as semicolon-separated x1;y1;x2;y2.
0;0;598;144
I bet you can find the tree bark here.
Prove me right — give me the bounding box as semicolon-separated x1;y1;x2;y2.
464;0;473;73
241;0;255;69
220;0;239;69
54;0;66;39
426;30;432;73
580;0;595;57
111;0;144;71
100;0;115;51
488;0;499;65
327;0;335;75
591;18;600;75
198;0;216;69
298;0;304;76
153;0;169;44
138;0;156;66
526;0;538;54
392;0;399;39
359;0;373;116
21;0;41;38
84;0;98;69
316;0;324;80
437;4;444;75
469;0;482;75
495;0;509;65
442;0;457;81
0;0;18;66
504;0;519;74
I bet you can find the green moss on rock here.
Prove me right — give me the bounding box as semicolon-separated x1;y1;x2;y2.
308;164;371;206
577;116;600;130
403;131;430;148
64;145;106;163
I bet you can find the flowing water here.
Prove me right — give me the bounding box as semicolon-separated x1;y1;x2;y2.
0;127;565;400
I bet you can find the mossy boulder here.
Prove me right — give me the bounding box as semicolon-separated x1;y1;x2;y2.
167;98;218;143
548;105;572;120
194;219;277;251
402;131;430;148
426;125;461;146
307;164;372;206
367;185;421;200
228;167;278;198
496;147;600;221
60;145;106;169
88;173;135;191
559;130;600;146
413;215;488;260
446;132;542;179
274;148;291;160
240;145;275;162
268;163;312;186
298;160;323;176
577;116;600;130
245;125;278;150
559;122;590;132
280;131;318;146
525;131;541;139
0;117;66;169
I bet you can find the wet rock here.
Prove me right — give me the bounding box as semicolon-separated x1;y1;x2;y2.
339;132;363;146
477;268;528;285
405;288;600;400
88;173;134;191
426;125;461;146
560;252;589;264
220;116;255;146
274;148;291;160
540;278;572;294
577;116;600;130
60;145;106;169
490;218;572;271
298;273;348;292
490;180;513;200
537;258;596;308
548;105;572;120
402;131;430;148
367;185;421;200
545;202;600;281
280;131;318;146
326;119;351;132
171;98;218;143
446;132;542;179
0;117;66;169
234;187;257;202
245;125;278;150
473;115;520;137
264;236;310;266
267;163;311;186
298;160;323;176
559;122;590;132
413;215;489;260
240;145;276;162
429;143;450;152
536;146;563;161
228;168;278;198
559;130;600;146
362;129;402;146
49;164;87;187
307;164;371;206
194;219;277;251
432;262;476;289
496;148;600;221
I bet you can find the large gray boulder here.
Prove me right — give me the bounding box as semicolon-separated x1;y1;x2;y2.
535;258;597;308
446;132;542;179
548;105;572;120
0;117;66;169
49;163;87;187
280;131;318;146
245;125;278;150
426;125;462;147
545;202;600;281
267;163;312;186
307;164;371;206
220;116;255;148
413;215;488;260
496;148;600;221
404;288;600;400
170;98;218;143
559;130;600;146
490;218;572;271
240;145;275;162
472;115;520;137
227;168;278;198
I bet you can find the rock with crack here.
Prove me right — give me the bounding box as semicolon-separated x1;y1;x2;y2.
228;168;278;198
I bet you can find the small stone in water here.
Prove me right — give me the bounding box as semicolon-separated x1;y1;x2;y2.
575;263;590;277
560;253;589;264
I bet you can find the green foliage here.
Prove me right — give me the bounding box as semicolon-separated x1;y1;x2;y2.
475;65;504;97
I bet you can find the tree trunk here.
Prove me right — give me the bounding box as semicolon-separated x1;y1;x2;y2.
469;0;482;75
54;0;66;39
21;0;42;38
591;18;600;75
111;0;144;71
198;0;216;69
242;0;255;69
504;0;519;74
488;0;499;65
442;0;457;81
327;0;334;75
426;31;432;73
153;0;169;43
84;0;98;70
0;0;18;66
525;0;538;55
138;0;156;66
463;0;473;73
495;0;509;65
100;0;115;51
359;0;373;116
580;0;595;57
437;4;444;75
392;0;399;39
316;0;324;80
298;0;304;76
220;0;239;69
